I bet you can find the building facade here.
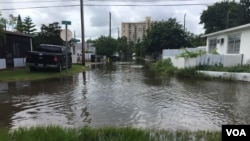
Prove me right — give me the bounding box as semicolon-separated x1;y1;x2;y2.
121;17;152;43
0;31;33;69
202;23;250;64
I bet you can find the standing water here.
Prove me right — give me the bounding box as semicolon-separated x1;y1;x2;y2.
0;62;250;131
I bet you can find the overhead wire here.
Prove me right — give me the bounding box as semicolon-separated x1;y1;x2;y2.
0;0;79;3
0;3;212;11
0;0;202;3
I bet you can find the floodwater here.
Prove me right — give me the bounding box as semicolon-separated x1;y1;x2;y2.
1;62;250;131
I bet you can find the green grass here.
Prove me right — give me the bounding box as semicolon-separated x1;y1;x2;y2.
0;126;221;141
150;59;177;76
0;64;88;82
197;64;250;73
151;59;250;81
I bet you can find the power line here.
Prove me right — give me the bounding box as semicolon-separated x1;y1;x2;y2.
0;0;78;3
0;3;212;11
86;0;200;1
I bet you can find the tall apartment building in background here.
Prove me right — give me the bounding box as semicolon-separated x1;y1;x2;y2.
121;17;152;43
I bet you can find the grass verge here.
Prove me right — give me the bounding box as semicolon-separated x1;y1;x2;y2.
151;59;250;81
0;64;87;82
0;126;221;141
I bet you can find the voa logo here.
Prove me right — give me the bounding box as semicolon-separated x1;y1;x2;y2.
226;129;246;136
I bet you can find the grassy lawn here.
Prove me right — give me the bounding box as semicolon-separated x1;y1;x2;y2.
0;65;87;82
0;126;221;141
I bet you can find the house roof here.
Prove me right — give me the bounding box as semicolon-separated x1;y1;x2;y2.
202;23;250;37
5;31;34;38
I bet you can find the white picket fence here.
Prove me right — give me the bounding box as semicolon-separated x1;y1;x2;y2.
162;48;243;69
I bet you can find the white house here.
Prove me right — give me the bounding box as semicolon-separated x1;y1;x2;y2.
202;23;250;65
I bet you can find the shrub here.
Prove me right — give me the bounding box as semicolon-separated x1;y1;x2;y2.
151;59;177;75
176;48;206;58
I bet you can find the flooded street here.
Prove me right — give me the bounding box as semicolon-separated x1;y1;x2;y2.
1;62;250;131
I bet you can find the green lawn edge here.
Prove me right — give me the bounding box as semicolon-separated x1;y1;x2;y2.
0;64;88;82
0;126;221;141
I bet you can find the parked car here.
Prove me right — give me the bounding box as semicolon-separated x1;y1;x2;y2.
26;44;72;72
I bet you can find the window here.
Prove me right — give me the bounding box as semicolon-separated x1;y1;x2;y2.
228;34;241;54
208;38;217;53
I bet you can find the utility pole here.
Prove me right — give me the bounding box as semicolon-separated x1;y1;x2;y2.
109;12;111;38
184;13;186;32
227;10;230;29
117;27;119;39
80;0;85;66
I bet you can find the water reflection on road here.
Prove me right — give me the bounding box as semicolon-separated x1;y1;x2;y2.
1;62;250;131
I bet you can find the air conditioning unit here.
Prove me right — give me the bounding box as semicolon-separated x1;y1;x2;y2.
217;38;224;45
220;38;224;45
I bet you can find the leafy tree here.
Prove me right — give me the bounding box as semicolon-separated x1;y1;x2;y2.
240;0;250;22
0;17;6;31
187;33;206;47
15;14;24;33
134;41;144;61
0;12;6;42
23;16;36;34
8;14;17;31
200;1;248;34
92;36;117;57
117;36;128;53
117;36;132;60
142;18;190;56
33;22;63;48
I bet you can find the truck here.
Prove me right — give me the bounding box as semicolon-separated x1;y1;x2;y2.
26;44;72;72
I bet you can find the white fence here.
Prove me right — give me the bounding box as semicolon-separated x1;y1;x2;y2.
163;49;243;69
162;47;206;57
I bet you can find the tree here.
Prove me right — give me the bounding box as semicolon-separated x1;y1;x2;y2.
92;36;117;57
23;16;36;34
240;0;250;23
8;14;17;31
0;12;6;50
15;15;24;33
200;1;248;34
186;33;206;47
0;12;6;41
0;12;4;30
33;22;63;48
117;36;131;60
142;18;190;56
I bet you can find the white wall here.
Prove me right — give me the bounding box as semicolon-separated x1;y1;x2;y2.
14;58;26;68
72;55;78;64
0;58;27;69
167;57;185;68
163;54;242;69
223;55;242;67
0;59;6;69
163;47;206;57
199;71;250;82
240;29;250;64
164;57;197;69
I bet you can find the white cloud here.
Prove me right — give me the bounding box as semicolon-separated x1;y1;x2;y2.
0;0;224;41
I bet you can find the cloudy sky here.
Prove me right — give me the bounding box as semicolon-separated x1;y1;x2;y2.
0;0;237;42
